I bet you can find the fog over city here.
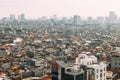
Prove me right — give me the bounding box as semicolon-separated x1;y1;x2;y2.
0;0;120;19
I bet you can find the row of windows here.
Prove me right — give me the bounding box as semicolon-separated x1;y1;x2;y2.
96;73;106;79
115;62;120;65
96;68;106;73
87;61;94;65
113;58;120;61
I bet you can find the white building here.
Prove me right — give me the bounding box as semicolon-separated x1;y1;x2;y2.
75;53;107;80
77;53;97;66
87;62;106;80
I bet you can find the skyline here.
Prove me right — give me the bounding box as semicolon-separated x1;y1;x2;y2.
0;0;120;19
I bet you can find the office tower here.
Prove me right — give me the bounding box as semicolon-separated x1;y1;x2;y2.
109;11;117;24
74;15;81;26
18;14;25;21
10;14;16;22
87;17;93;24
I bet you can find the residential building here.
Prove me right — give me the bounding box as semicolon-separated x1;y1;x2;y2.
111;54;120;70
78;53;97;66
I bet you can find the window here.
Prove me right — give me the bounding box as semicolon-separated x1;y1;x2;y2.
97;69;99;73
104;73;105;76
104;67;106;71
87;62;89;65
91;71;94;74
96;75;98;79
92;61;94;63
100;73;102;77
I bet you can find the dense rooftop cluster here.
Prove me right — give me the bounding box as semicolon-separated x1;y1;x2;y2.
0;18;120;80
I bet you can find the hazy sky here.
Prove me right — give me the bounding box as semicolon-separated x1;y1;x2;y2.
0;0;120;19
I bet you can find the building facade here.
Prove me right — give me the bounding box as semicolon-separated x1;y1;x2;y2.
111;54;120;70
61;64;85;80
78;53;97;66
87;62;106;80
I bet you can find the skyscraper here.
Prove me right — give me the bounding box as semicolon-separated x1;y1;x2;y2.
109;11;117;24
10;14;16;22
18;14;25;21
74;15;81;26
87;17;93;24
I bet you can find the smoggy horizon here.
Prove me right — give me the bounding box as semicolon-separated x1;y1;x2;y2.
0;0;120;19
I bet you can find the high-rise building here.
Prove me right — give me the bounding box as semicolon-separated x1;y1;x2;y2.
74;15;81;26
108;11;117;24
10;14;16;22
87;17;93;24
18;14;25;21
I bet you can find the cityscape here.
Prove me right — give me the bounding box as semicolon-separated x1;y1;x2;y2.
1;0;120;80
0;11;120;80
1;11;120;26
